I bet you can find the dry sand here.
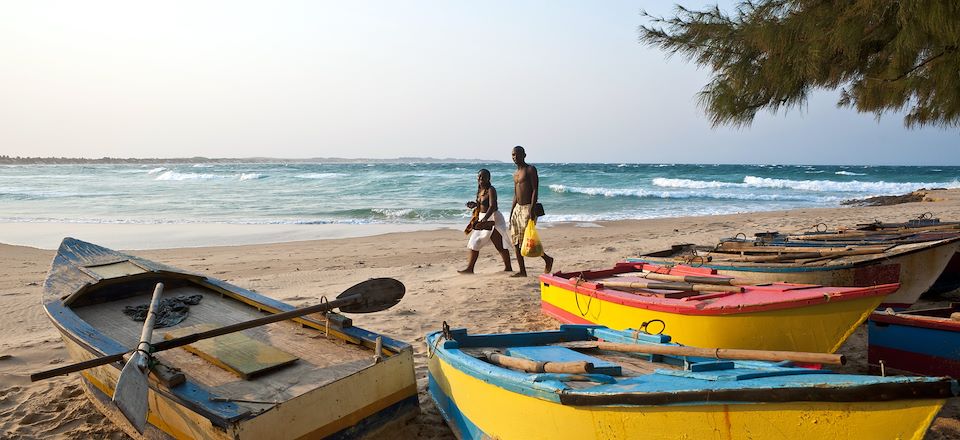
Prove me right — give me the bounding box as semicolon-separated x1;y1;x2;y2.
2;189;960;439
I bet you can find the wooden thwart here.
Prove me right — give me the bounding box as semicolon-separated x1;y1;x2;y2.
164;324;299;379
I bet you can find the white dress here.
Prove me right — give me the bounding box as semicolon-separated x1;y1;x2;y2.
467;210;510;251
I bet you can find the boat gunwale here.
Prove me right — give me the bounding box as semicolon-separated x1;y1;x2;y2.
870;305;960;332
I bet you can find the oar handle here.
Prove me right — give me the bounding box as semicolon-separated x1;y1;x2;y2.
486;352;593;374
30;292;363;382
594;341;845;365
136;283;164;353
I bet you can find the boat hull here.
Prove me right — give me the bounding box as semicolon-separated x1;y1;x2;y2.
541;281;883;353
427;345;945;440
868;306;960;378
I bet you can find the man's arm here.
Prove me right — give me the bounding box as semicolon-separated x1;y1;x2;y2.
511;172;519;213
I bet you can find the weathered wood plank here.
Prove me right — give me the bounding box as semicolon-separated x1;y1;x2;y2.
164;324;299;380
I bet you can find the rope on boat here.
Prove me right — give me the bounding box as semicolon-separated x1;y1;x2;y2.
427;322;450;359
572;277;593;317
319;296;329;337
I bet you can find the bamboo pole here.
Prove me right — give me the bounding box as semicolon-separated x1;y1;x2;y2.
599;280;744;293
636;271;754;287
572;341;844;365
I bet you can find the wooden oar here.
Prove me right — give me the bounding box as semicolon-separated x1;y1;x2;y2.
485;351;593;374
561;341;844;365
30;278;405;382
113;282;164;432
598;280;744;293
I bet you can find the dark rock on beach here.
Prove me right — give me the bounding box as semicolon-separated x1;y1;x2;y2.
842;190;928;207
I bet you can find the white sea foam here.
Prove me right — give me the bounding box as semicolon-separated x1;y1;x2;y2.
239;173;265;180
372;208;416;218
295;173;347;179
835;171;866;176
154;171;221;181
742;176;960;193
147;167;167;175
192;164;213;168
550;184;841;202
651;178;741;189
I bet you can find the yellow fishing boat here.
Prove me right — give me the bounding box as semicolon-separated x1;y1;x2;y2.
540;261;897;353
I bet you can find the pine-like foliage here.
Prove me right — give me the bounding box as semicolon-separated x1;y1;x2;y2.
640;1;960;128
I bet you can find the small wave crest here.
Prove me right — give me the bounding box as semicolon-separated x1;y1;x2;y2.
549;184;839;202
147;167;167;175
835;171;866;176
742;176;960;193
651;178;740;189
154;171;222;181
239;173;265;180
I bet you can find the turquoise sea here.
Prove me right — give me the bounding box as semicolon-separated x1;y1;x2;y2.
1;163;958;225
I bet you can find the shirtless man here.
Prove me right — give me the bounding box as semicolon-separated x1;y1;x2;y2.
509;146;554;277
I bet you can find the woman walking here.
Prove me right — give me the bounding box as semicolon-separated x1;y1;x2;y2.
459;169;513;274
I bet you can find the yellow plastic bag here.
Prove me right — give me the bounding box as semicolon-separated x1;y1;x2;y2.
520;220;544;257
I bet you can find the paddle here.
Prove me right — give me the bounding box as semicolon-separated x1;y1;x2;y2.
113;282;165;432
558;341;845;365
30;278;405;383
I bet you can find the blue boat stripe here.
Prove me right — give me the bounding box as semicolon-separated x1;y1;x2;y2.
428;373;489;440
869;321;960;360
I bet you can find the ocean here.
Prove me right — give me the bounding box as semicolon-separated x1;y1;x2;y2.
1;163;958;226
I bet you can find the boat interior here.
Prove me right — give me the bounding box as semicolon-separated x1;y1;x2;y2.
71;277;378;410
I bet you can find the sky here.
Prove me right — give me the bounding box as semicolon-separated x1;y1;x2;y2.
1;1;957;165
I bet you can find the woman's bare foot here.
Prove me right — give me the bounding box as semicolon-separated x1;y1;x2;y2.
510;272;526;278
458;268;474;274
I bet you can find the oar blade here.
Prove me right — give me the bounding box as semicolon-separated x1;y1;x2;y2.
337;278;405;313
112;351;150;433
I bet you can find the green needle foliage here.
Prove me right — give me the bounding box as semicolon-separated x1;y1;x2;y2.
640;1;960;128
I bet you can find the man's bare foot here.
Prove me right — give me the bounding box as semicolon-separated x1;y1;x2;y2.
458;269;474;274
543;255;554;273
503;267;514;272
511;272;526;278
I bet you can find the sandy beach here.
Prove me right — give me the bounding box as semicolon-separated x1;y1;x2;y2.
2;190;960;439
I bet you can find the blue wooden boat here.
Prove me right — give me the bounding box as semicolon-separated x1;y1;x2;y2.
869;304;960;378
426;324;957;440
43;238;419;439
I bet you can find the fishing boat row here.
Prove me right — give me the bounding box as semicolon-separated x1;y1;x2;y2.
32;236;960;439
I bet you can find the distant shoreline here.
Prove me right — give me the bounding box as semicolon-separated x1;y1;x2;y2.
0;156;497;165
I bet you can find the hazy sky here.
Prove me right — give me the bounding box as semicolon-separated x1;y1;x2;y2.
2;1;956;164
